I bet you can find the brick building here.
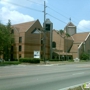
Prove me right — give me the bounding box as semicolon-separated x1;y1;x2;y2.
10;20;90;60
11;19;51;60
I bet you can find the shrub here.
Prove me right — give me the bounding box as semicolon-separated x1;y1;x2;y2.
68;59;74;62
4;61;20;65
19;58;30;63
13;59;18;61
0;61;20;66
30;58;40;63
19;58;40;63
49;59;59;61
80;52;89;60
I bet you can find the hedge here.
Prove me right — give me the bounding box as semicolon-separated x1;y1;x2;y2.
19;58;40;63
49;59;60;61
0;61;20;66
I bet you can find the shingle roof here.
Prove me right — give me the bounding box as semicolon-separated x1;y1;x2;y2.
70;32;90;53
70;44;79;52
72;32;89;43
12;20;36;32
53;29;73;40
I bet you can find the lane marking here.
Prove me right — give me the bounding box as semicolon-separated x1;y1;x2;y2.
72;72;85;75
37;64;59;66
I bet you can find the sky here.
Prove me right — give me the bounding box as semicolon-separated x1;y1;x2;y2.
0;0;90;33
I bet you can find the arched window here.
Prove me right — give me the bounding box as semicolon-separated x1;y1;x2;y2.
52;42;56;48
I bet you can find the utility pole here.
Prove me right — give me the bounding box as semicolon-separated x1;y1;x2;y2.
43;1;46;63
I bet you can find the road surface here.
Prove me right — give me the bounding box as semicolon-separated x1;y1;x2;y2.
0;63;90;90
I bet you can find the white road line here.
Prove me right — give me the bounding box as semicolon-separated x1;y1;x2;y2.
37;64;59;66
72;72;85;75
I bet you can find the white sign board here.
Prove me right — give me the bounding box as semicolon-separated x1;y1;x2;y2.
34;51;40;58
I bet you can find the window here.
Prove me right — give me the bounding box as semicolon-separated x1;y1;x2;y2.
19;45;22;51
46;24;50;31
41;39;43;44
19;37;22;43
52;42;56;48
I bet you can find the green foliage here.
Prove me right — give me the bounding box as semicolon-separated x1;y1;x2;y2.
68;59;74;62
0;20;13;60
66;33;70;37
19;58;40;63
19;58;30;63
30;58;40;63
0;61;20;66
49;59;60;61
59;29;64;35
58;29;70;38
80;52;89;60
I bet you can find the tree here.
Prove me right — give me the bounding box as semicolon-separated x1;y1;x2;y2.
0;20;13;60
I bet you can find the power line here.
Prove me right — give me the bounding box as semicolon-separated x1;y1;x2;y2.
48;6;90;32
47;13;67;24
27;0;44;6
48;6;69;20
1;0;42;12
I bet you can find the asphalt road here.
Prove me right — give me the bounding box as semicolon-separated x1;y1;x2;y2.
0;63;90;90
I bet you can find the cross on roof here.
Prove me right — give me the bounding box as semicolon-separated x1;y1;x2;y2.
69;18;71;22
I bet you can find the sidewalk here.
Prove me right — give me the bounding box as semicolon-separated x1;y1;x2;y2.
39;60;90;65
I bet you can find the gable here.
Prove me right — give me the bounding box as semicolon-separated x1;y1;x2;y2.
12;20;40;33
31;28;42;34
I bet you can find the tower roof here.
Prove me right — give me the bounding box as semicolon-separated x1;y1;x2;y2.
64;22;76;29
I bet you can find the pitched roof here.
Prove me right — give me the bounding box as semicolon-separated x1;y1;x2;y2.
72;32;89;43
53;29;73;40
64;22;76;29
70;32;90;53
12;20;37;32
70;44;79;52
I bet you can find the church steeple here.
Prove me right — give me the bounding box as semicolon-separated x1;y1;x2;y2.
64;21;77;36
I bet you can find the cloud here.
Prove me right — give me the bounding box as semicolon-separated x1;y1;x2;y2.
77;20;90;32
0;0;48;25
0;0;17;10
0;7;34;24
0;0;35;25
0;0;48;9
